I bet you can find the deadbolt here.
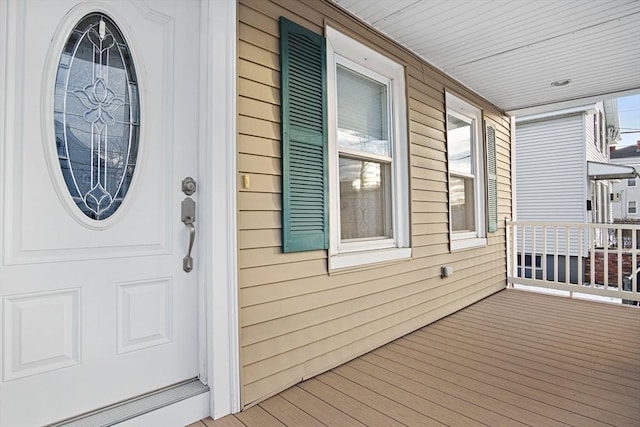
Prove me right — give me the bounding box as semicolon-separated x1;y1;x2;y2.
182;177;196;195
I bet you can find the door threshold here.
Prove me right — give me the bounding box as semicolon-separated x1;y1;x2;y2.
48;379;209;427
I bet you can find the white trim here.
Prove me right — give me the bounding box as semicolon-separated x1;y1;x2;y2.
0;0;16;266
200;0;239;419
445;91;486;249
450;237;488;251
506;88;640;117
330;247;411;271
515;104;596;124
326;25;409;270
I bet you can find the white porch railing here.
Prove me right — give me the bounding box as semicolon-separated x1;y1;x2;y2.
506;219;640;304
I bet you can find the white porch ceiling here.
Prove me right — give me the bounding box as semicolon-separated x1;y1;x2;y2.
332;0;640;114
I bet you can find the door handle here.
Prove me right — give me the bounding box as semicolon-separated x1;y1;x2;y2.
182;197;196;272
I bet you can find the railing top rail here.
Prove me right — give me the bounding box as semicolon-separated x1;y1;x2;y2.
506;220;640;230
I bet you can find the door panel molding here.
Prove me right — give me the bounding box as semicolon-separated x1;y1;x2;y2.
3;288;81;381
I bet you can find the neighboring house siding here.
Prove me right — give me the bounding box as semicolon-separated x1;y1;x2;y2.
516;115;585;223
237;0;512;408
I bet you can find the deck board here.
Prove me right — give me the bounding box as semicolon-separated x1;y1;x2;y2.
278;385;367;426
202;289;640;427
297;378;401;427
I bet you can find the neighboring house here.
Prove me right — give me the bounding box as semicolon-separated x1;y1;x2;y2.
0;1;634;426
516;100;623;226
514;100;629;281
610;141;640;219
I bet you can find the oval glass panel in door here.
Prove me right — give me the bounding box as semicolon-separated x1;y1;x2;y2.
54;13;140;220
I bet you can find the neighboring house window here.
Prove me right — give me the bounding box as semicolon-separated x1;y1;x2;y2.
599;112;605;152
629;178;636;187
629;201;637;215
279;18;410;270
446;92;488;250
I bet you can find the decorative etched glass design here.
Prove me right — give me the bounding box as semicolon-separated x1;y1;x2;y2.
54;13;140;220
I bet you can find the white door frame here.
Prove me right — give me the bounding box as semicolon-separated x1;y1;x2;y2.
198;0;240;419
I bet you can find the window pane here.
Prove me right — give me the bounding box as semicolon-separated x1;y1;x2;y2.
447;114;472;174
337;65;390;157
450;176;475;232
339;157;391;240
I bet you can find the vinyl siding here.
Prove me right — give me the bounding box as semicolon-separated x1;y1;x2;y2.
516;115;585;223
515;114;586;255
238;0;512;408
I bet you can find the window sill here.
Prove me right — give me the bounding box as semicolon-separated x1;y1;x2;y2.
450;237;487;252
329;247;412;271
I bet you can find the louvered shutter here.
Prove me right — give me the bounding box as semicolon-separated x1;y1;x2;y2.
280;17;328;252
486;122;498;233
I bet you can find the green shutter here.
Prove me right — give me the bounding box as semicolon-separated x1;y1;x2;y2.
280;17;328;252
486;122;498;233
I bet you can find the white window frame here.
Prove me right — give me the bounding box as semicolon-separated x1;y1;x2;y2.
629;200;637;215
326;26;410;271
628;178;636;187
445;92;486;251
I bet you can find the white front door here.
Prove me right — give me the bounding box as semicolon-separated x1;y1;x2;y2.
0;1;203;425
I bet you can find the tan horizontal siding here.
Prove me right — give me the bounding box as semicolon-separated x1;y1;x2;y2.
237;0;512;408
241;245;506;315
244;281;502;404
238;134;279;157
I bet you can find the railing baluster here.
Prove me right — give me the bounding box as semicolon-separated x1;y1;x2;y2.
542;224;548;282
604;225;609;296
590;225;595;287
532;225;537;279
629;227;638;298
633;225;637;295
617;227;622;292
520;224;526;280
577;226;583;287
565;226;570;291
554;226;559;283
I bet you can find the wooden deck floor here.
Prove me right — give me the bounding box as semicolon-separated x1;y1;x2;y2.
192;289;640;426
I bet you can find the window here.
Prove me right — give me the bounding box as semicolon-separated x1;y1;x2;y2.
629;178;636;187
629;201;637;215
54;13;140;220
599;112;605;152
278;18;410;269
326;27;410;270
446;93;488;250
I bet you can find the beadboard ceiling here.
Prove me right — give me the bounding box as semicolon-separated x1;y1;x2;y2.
332;0;640;115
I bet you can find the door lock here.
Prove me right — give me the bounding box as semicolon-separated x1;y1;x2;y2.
182;177;196;196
